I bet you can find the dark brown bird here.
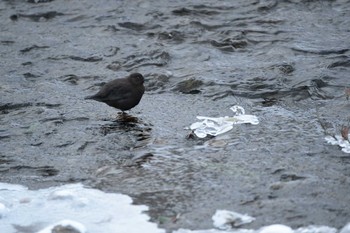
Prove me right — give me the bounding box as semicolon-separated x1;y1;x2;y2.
85;73;145;112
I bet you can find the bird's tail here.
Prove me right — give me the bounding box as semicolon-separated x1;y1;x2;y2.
84;95;104;102
84;95;95;100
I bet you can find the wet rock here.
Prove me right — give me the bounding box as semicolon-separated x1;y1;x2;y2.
291;79;332;100
155;31;185;42
68;56;103;62
291;47;349;55
328;60;350;68
49;55;103;62
59;75;100;85
0;134;11;140
270;182;284;190
9;15;18;21
271;63;295;75
22;61;33;66
0;103;32;114
172;7;219;16
106;61;121;71
240;195;260;205
146;73;170;92
118;22;146;31
23;72;41;81
118;22;160;31
107;50;169;71
280;174;306;182
258;0;278;12
10;11;64;22
52;224;81;233
103;46;119;57
261;97;278;107
0;102;61;115
0;40;15;45
125;50;170;71
0;155;14;164
211;37;248;52
127;153;154;168
0;165;59;178
20;45;49;53
104;25;120;32
172;7;193;16
173;78;203;94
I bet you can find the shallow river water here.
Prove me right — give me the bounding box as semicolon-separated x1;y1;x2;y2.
1;0;350;232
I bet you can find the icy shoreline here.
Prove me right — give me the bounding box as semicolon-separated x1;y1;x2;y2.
0;183;348;233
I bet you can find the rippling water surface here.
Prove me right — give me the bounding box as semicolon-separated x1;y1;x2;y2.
1;0;350;231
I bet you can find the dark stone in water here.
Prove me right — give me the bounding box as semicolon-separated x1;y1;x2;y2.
173;78;203;94
52;224;81;233
85;73;145;112
10;11;64;22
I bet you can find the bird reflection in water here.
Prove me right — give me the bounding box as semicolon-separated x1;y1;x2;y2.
116;112;139;124
100;112;143;136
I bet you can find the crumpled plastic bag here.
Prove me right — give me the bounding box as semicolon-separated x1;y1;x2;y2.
190;105;259;138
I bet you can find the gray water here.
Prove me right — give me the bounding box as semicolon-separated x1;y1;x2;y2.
1;0;350;232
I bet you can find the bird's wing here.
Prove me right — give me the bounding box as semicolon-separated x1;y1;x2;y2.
93;79;129;99
104;84;133;101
